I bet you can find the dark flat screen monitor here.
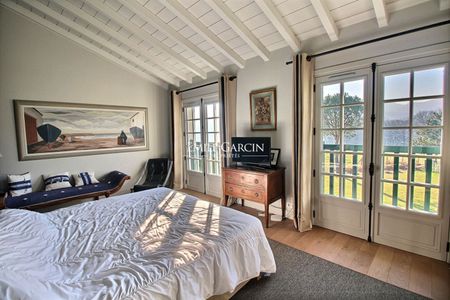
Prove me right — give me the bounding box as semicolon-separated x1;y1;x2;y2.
231;137;271;167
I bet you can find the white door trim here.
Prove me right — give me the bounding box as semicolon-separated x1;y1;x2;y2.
183;100;205;193
182;94;222;197
313;69;372;239
373;56;450;261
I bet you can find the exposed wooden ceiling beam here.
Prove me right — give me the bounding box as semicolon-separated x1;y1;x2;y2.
255;0;301;52
0;0;168;87
88;0;206;80
372;0;388;27
439;0;450;10
310;0;339;41
162;0;245;69
57;0;184;84
117;0;222;73
204;0;270;61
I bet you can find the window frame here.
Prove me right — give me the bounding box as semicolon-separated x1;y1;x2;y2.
317;75;369;203
376;61;449;218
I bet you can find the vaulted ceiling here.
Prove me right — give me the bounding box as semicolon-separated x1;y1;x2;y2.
1;0;449;87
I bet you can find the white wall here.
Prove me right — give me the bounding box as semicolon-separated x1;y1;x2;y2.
236;47;294;217
0;7;170;193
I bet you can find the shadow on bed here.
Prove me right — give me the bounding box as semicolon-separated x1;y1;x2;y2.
137;190;216;255
133;189;253;299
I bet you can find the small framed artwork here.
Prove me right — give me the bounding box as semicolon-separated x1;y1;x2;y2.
250;87;276;131
270;148;280;167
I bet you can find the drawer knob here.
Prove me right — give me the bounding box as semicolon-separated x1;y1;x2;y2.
255;192;259;197
254;179;259;184
229;187;233;191
241;189;245;193
241;176;245;180
227;176;232;180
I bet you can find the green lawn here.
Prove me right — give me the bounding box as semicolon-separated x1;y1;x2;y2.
321;152;440;213
382;180;439;213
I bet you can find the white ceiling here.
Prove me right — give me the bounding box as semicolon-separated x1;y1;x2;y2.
1;0;449;87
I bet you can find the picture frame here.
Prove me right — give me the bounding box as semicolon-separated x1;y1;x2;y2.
270;148;280;167
14;100;149;161
249;87;277;131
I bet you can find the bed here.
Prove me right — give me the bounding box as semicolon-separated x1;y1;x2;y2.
0;187;276;299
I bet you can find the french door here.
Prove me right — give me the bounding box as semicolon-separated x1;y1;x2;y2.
183;94;222;197
314;72;370;239
314;57;450;261
374;59;449;260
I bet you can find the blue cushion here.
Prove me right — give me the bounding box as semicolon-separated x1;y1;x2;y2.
5;183;110;209
4;171;129;209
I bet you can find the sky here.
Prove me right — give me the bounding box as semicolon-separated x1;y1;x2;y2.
384;67;444;99
322;79;364;101
322;67;444;104
36;107;137;134
383;68;444;126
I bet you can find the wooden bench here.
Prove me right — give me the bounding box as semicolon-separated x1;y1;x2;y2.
0;171;130;210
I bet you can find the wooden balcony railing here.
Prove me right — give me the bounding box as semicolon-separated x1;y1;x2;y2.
322;144;439;212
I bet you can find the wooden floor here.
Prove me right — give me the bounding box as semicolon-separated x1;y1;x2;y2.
180;189;450;300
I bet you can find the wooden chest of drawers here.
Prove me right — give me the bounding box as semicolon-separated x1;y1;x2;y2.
222;166;285;228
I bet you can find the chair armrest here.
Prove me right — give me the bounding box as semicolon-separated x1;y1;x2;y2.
99;171;130;186
161;161;173;187
135;160;149;186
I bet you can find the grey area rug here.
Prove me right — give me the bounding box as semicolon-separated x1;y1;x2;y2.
232;240;427;300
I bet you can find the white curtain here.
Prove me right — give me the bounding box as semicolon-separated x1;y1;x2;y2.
220;75;237;206
171;90;183;190
292;53;314;232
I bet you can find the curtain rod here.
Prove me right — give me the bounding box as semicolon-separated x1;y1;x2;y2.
176;76;236;94
285;19;450;65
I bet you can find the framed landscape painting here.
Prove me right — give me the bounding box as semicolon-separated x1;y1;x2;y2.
250;87;277;131
14;100;148;161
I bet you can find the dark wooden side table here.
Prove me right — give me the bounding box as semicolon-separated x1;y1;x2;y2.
222;166;286;228
0;191;5;209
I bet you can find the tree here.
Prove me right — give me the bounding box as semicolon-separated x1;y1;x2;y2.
412;110;442;149
322;94;442;153
322;93;364;149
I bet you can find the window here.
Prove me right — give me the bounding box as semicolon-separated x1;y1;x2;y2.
381;66;444;214
185;105;203;173
320;78;365;201
205;102;221;176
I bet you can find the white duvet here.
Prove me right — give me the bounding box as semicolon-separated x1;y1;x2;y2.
0;188;276;300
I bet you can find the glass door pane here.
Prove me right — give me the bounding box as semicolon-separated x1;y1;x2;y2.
380;66;444;214
319;78;365;201
204;102;221;176
185;105;204;173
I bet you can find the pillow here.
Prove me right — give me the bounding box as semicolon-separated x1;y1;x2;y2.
74;171;99;186
8;172;32;197
43;172;72;191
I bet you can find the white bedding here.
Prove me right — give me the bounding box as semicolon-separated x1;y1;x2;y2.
0;187;276;300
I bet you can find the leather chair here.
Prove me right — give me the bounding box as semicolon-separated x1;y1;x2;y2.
133;158;173;192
